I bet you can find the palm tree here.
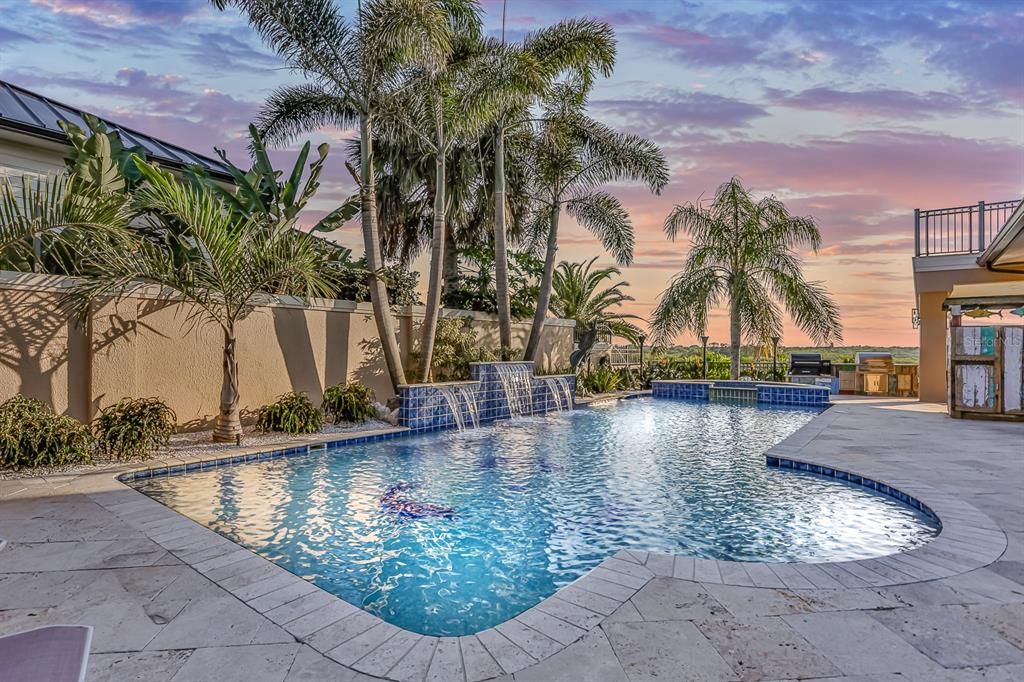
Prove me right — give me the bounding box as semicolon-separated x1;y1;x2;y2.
0;173;132;274
493;16;617;355
1;121;136;274
521;95;669;361
213;0;455;392
64;158;337;441
651;177;843;379
550;257;642;367
384;4;537;381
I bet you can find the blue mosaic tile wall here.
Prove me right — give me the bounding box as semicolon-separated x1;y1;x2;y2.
651;380;711;400
470;361;535;422
530;375;577;415
756;384;830;406
652;380;829;406
396;363;577;433
397;382;482;432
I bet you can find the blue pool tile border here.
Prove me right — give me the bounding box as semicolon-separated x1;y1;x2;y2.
652;379;830;406
118;428;413;483
765;455;941;525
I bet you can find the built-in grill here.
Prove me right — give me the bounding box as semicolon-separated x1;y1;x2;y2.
789;353;832;376
855;352;895;373
855;352;895;394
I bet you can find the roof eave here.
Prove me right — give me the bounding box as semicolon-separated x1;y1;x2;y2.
977;197;1024;268
0;115;235;183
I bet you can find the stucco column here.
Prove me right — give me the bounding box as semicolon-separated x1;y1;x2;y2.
918;291;949;403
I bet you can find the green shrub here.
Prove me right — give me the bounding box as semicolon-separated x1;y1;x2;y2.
0;396;93;469
322;383;375;423
614;365;652;390
420;317;496;381
93;397;176;460
578;365;622;395
256;392;323;434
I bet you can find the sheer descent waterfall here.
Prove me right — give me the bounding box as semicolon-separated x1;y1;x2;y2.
494;364;534;417
542;376;574;412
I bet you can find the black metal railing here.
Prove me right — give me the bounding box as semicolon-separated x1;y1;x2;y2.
915;199;1020;256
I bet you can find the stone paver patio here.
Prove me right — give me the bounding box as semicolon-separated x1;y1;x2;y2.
1;397;1022;681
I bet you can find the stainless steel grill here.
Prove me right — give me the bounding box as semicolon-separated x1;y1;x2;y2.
789;353;832;376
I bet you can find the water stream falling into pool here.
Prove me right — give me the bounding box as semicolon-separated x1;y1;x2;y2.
494;364;534;416
435;385;480;431
542;376;573;412
454;384;479;429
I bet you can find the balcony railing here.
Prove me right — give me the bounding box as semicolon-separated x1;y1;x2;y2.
915;199;1021;257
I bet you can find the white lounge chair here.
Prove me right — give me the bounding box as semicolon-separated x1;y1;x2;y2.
0;625;93;682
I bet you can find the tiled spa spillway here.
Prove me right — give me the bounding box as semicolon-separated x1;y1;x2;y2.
652;379;831;406
397;362;576;432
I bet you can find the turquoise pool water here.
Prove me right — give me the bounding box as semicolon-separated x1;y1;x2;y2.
132;398;938;636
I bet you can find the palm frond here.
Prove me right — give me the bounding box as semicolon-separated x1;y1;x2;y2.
650;267;726;346
0;173;133;272
257;84;359;147
566;191;634;265
523;17;616;95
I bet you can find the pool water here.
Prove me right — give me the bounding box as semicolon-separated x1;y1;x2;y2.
133;398;938;636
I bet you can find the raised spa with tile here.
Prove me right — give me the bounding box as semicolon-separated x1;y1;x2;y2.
128;375;939;637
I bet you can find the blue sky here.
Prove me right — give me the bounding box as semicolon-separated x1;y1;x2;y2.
2;0;1022;344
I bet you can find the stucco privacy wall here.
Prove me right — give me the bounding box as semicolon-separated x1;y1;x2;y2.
0;271;574;428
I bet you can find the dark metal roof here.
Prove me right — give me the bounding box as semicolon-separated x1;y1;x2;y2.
0;79;232;180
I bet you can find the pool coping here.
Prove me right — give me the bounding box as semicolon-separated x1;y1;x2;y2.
90;399;1006;682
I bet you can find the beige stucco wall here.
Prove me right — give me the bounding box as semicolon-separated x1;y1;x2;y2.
0;271;574;429
914;262;1024;403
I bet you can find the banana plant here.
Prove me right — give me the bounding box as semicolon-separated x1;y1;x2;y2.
187;124;359;233
59;114;146;193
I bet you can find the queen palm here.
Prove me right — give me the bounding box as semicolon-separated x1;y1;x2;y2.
64;158;337;442
651;177;843;379
550;258;642;366
521;94;669;361
213;0;455;392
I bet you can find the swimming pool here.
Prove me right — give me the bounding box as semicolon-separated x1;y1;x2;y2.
131;397;939;636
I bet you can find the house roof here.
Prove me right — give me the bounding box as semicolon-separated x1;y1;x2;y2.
978;198;1024;274
0;79;231;180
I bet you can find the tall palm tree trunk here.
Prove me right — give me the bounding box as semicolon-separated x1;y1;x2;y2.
214;326;242;442
442;221;458;297
729;284;741;380
524;203;559;361
360;115;406;391
493;121;513;355
494;0;513;356
419;152;446;382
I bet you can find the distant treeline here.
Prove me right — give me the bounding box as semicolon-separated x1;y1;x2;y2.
651;345;920;364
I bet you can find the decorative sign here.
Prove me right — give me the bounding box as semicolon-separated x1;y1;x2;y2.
911;308;920;329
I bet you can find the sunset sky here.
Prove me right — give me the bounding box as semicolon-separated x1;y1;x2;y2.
3;0;1022;346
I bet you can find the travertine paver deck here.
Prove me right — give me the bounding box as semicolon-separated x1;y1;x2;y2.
1;397;1022;681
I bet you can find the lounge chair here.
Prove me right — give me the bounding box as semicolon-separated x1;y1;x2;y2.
0;625;93;682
